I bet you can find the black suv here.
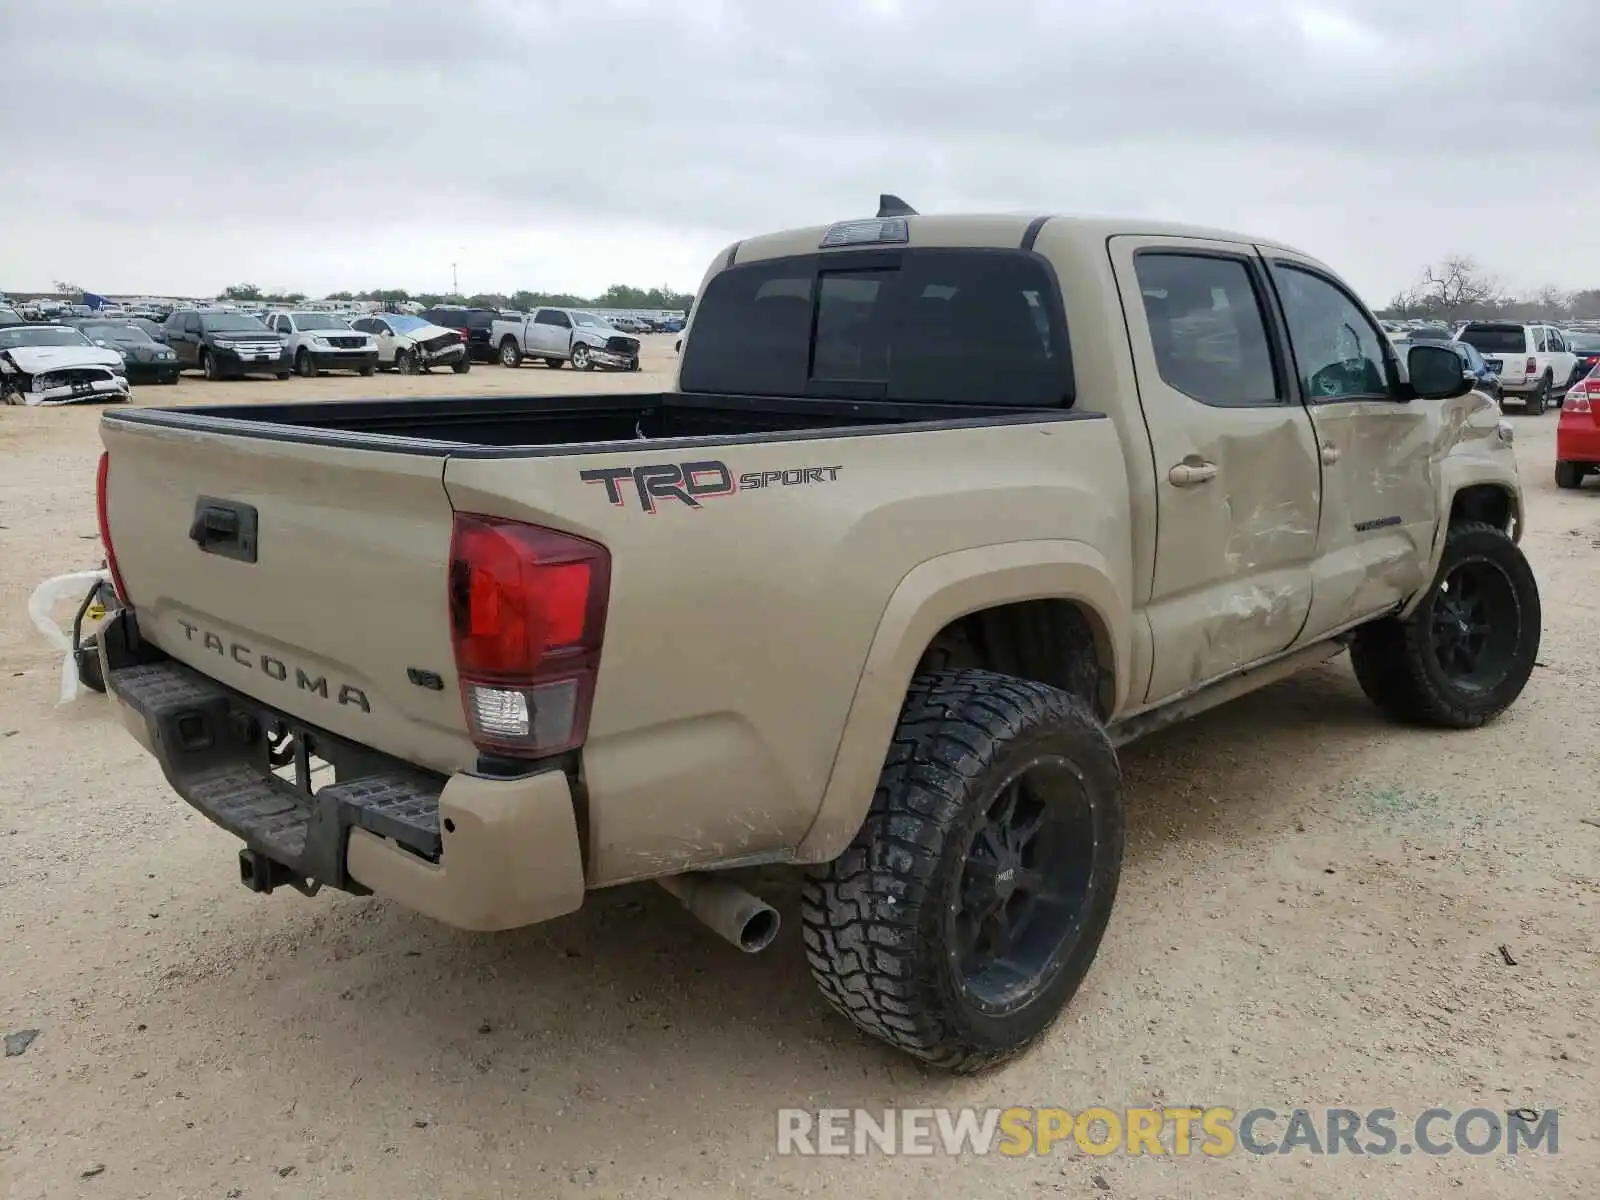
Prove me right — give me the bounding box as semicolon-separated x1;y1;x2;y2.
418;306;499;364
164;309;291;380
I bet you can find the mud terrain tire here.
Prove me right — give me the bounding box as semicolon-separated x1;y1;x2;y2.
801;668;1123;1072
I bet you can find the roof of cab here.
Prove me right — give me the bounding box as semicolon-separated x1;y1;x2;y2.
726;212;1308;267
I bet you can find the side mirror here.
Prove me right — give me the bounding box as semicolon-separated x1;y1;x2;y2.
1407;343;1475;401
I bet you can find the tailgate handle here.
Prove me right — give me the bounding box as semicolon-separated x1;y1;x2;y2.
189;497;258;564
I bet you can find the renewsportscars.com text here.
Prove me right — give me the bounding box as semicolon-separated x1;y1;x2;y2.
776;1106;1558;1158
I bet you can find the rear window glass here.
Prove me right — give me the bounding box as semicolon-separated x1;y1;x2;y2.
679;249;1072;406
1457;325;1527;354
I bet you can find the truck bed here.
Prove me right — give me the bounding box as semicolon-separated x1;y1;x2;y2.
105;391;1075;455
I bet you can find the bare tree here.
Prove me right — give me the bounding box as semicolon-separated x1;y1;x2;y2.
1530;284;1572;318
1385;284;1424;317
1571;288;1600;320
1410;256;1503;319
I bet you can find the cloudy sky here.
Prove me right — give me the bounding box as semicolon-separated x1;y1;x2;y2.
2;0;1595;304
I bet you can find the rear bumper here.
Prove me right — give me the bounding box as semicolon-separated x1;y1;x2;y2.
308;349;378;371
98;608;585;931
1557;413;1600;462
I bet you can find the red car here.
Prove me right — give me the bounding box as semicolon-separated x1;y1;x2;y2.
1556;363;1600;489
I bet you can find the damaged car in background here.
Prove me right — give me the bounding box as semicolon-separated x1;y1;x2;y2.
0;324;130;405
349;313;470;374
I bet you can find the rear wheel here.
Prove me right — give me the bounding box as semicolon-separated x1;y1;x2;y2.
1555;461;1585;489
499;338;522;368
1350;521;1539;728
802;669;1123;1072
1525;375;1549;415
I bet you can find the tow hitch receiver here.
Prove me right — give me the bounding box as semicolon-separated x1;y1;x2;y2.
239;848;322;897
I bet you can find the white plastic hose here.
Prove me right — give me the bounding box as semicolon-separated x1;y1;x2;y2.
27;569;111;704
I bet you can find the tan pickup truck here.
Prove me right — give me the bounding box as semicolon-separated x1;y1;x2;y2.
90;199;1539;1072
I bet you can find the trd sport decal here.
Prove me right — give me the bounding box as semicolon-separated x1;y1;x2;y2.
580;460;842;513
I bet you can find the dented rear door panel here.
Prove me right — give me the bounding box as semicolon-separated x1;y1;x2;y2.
1109;235;1322;706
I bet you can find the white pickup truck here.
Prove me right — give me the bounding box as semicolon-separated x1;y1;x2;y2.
491;307;642;372
1455;322;1577;414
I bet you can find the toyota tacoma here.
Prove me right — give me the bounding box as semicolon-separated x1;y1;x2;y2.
89;198;1538;1072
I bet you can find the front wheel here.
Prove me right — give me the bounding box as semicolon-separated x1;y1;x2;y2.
201;350;220;381
1350;520;1540;729
571;344;592;371
396;349;418;375
801;669;1124;1072
295;349;316;378
452;359;471;374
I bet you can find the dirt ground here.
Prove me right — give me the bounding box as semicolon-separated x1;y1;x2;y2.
2;340;1595;1199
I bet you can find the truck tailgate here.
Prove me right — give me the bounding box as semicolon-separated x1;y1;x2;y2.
100;419;475;774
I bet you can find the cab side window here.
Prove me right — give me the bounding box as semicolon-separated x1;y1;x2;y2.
1133;252;1280;407
1270;265;1388;401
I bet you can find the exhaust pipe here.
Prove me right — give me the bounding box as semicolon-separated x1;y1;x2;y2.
657;873;780;953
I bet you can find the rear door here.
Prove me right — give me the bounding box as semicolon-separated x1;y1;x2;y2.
531;309;570;356
1109;236;1322;705
1546;327;1577;386
1263;251;1438;636
100;421;475;773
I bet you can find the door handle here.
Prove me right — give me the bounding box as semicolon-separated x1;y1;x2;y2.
1168;460;1218;487
1321;443;1341;464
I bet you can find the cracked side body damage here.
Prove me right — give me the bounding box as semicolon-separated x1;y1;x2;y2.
1399;389;1523;619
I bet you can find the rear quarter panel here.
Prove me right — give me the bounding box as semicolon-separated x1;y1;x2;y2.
444;414;1131;884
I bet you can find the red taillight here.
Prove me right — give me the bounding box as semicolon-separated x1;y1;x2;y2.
1525;356;1537;374
457;327;470;342
448;513;609;757
1568;378;1595;413
95;451;130;603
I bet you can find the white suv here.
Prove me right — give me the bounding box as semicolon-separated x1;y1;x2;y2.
1455;322;1577;415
